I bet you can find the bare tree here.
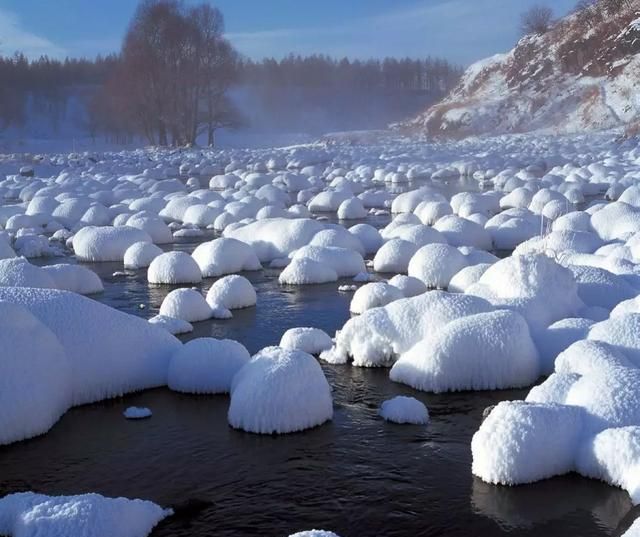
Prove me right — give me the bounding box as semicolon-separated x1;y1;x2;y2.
100;0;240;146
521;5;554;35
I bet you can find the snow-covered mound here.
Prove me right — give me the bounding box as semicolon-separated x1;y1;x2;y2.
124;242;163;269
0;301;71;445
466;254;583;332
148;251;202;285
168;338;250;394
228;346;333;434
0;492;171;537
205;275;256;309
323;291;492;367
225;218;324;262
472;310;640;504
404;3;640;136
73;226;152;262
191;238;261;278
159;288;212;322
148;314;193;335
0;257;57;289
279;257;338;285
390;310;540;393
0;287;180;409
349;282;404;314
279;327;333;355
41;263;103;295
379;396;430;425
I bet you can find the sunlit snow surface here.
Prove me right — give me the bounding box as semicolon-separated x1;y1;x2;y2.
1;131;640;534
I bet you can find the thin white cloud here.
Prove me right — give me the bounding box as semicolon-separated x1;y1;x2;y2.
0;7;67;58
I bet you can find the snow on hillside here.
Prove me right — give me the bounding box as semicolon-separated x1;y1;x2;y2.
405;2;640;137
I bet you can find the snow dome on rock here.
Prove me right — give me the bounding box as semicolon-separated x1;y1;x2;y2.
228;346;333;434
348;223;382;254
390;310;540;393
534;317;594;374
373;239;419;274
514;230;603;256
225;218;324;262
379;396;429;425
148;314;193;335
349;282;404;314
433;214;492;249
567;264;637;311
611;296;640;317
291;245;365;278
159;196;200;222
576;426;640;505
326;291;492;367
147;251;202;285
205;274;256;309
381;221;447;246
407;243;468;289
387;274;427;297
591;202;640;241
588;314;640;365
126;215;173;244
0;301;71;445
279;327;333;355
73;226;152;262
0;286;181;407
0;492;172;537
191;238;261;278
472;401;584;485
41;264;104;295
307;190;352;212
123;242;163;269
182;204;222;227
309;228;365;256
279;257;338;285
448;263;491;293
168;338;251;394
337;197;367;220
414;200;452;225
13;234;54;259
391;187;445;214
465;254;583;332
159;288;211;323
0;257;57;289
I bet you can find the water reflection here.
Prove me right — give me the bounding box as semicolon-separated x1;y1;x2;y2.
472;476;632;532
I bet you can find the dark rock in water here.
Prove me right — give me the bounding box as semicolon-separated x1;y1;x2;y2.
482;405;496;422
19;167;34;177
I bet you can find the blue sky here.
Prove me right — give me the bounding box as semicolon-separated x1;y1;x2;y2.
0;0;577;65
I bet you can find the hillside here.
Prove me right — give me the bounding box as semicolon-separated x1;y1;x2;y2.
404;1;640;137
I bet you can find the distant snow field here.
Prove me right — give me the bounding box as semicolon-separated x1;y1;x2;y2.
2;129;640;530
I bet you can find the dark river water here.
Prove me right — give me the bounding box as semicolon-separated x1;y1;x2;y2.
1;180;637;536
